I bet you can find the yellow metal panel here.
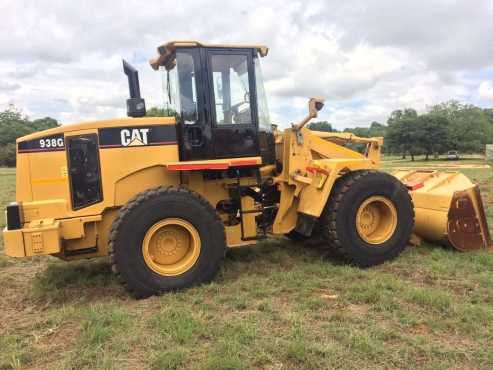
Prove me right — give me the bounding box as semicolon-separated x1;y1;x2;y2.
297;159;374;217
15;118;179;220
60;215;102;239
226;224;257;247
15;152;32;202
3;228;25;257
91;208;119;258
413;207;448;242
114;165;180;206
28;150;69;203
16;125;181;223
95;136;181;212
292;174;312;185
64;221;98;251
23;219;61;256
22;199;68;222
240;196;257;239
309;134;365;160
273;182;298;234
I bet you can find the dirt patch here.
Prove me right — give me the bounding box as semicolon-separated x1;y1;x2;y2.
32;322;81;369
0;262;47;330
347;303;370;315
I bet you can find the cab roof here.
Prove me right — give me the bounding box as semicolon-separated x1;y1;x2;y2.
149;40;269;70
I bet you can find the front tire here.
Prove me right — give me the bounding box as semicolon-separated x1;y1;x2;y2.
109;186;226;298
321;170;414;267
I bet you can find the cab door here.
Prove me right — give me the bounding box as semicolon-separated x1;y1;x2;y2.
175;48;214;161
205;49;260;159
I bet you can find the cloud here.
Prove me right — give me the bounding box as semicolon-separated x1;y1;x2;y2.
0;0;492;128
0;81;21;92
317;0;493;71
478;81;493;102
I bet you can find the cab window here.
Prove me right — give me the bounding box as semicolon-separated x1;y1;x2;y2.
210;54;252;125
254;56;272;131
162;50;199;124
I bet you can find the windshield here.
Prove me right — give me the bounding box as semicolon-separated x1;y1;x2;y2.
161;51;198;124
254;56;272;131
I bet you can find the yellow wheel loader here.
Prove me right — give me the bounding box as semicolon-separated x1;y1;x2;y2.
3;41;491;297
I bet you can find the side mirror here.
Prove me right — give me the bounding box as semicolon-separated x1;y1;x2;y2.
293;97;325;131
308;97;325;118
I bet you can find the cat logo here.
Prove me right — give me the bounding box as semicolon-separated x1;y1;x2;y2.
120;128;150;146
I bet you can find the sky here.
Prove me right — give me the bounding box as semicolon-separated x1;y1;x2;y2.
1;0;493;130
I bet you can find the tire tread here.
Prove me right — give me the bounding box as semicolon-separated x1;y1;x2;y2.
108;186;226;298
321;170;414;267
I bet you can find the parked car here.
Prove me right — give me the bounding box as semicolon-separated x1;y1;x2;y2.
447;150;460;160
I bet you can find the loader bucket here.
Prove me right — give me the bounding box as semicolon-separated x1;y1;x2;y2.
393;170;492;251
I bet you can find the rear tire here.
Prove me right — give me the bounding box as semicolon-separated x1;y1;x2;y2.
321;170;414;267
109;186;226;298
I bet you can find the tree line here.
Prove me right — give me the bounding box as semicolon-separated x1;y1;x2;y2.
0;105;59;166
308;100;493;160
0;100;492;166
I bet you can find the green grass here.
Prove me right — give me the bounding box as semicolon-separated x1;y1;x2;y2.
1;159;493;369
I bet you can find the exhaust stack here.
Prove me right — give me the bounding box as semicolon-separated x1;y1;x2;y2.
123;59;146;117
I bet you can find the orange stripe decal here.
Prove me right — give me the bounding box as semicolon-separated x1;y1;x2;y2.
167;158;260;171
230;159;259;167
167;163;229;171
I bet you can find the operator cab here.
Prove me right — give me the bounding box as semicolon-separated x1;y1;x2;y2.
149;41;275;164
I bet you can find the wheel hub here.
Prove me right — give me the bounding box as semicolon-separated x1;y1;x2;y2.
152;229;185;261
142;218;201;276
356;196;398;245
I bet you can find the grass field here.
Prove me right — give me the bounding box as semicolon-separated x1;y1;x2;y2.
1;157;492;370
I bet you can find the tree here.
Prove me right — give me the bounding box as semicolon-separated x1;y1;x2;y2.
344;126;369;137
427;100;462;122
368;121;387;138
415;113;450;160
145;106;179;118
0;144;16;167
344;122;387;140
385;108;419;160
483;108;493;122
0;105;59;166
428;101;493;153
32;117;59;130
0;105;31;146
307;121;336;132
145;107;168;117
